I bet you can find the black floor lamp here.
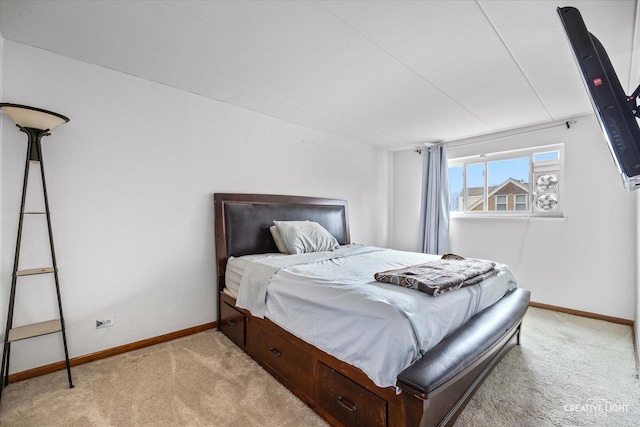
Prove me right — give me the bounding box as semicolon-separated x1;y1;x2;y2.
0;103;74;402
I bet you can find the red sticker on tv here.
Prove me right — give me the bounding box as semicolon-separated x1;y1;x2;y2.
593;77;603;86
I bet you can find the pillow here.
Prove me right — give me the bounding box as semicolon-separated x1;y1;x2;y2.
273;220;339;254
269;225;289;254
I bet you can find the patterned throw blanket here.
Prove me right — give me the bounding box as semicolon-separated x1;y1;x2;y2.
374;253;498;297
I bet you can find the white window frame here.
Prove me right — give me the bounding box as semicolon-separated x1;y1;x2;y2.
449;144;564;217
495;194;507;211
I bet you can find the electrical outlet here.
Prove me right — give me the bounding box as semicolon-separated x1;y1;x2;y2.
96;317;114;329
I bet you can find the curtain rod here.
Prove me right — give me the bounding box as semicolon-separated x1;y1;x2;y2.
442;120;577;150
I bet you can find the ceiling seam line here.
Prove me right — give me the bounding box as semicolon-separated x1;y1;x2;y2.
476;0;553;120
316;0;494;131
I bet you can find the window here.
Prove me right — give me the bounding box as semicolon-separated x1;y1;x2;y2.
515;194;527;211
448;144;563;216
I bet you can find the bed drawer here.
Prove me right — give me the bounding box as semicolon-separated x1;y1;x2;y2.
219;301;245;348
248;320;314;397
317;362;387;427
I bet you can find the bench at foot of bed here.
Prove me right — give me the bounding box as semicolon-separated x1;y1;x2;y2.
397;287;531;427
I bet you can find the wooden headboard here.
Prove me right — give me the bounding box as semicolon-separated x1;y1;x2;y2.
213;193;350;293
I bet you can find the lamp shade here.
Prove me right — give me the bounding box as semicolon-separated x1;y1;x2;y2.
0;103;69;130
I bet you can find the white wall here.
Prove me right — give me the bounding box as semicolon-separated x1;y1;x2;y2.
392;148;423;252
393;116;636;320
0;41;392;373
0;36;3;314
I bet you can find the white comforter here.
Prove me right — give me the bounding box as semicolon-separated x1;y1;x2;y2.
231;245;517;389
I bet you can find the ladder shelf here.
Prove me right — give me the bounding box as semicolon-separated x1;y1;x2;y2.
0;122;73;402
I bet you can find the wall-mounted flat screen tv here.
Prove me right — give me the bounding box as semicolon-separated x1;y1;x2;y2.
558;6;640;191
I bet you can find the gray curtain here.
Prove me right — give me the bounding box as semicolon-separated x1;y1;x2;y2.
418;145;450;254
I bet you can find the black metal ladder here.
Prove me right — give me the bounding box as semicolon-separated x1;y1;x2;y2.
0;126;73;402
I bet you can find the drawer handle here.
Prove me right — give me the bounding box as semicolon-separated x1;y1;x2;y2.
226;319;236;326
269;348;281;357
337;396;356;412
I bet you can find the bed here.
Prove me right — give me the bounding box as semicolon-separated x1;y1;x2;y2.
214;193;530;427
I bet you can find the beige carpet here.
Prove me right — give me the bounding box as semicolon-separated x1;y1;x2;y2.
0;307;638;426
0;332;326;427
456;307;640;427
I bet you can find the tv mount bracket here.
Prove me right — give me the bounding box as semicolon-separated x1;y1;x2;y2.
627;84;640;118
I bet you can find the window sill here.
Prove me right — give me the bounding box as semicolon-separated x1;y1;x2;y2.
450;214;567;221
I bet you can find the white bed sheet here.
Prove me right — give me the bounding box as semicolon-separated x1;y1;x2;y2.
228;245;517;389
225;253;286;298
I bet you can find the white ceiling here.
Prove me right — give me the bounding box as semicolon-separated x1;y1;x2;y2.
1;0;639;150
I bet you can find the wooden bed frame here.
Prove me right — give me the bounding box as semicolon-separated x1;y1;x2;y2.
214;193;530;427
